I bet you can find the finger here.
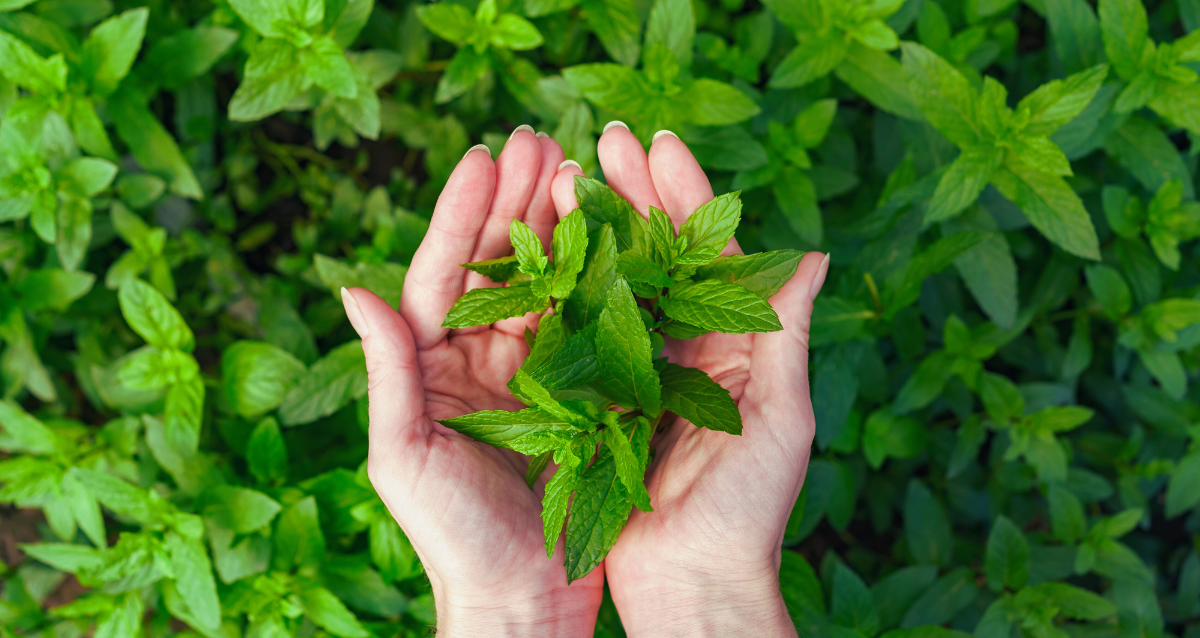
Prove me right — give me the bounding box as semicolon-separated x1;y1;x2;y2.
400;147;496;349
597;121;664;216
465;126;544;292
745;252;829;448
648;131;742;255
525;133;566;249
343;287;430;453
551;160;584;219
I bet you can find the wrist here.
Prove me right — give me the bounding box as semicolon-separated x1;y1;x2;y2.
434;583;601;638
611;560;796;638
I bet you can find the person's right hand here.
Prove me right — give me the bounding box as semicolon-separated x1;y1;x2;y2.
341;128;604;638
551;124;830;637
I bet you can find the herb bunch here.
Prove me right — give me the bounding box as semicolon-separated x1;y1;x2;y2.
439;176;801;581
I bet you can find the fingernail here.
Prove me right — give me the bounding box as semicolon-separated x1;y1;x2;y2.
535;131;550;138
652;130;678;143
558;159;581;172
509;124;535;140
809;253;830;302
603;121;629;133
342;287;370;338
462;143;490;160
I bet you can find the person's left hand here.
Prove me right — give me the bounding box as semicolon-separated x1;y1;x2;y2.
342;128;604;638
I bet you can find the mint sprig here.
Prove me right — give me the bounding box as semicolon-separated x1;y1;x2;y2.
439;177;801;581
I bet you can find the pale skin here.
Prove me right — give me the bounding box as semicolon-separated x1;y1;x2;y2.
341;123;830;637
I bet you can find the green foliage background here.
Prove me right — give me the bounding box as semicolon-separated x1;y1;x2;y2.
1;0;1200;635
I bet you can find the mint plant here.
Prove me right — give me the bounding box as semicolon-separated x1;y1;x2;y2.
439;177;799;580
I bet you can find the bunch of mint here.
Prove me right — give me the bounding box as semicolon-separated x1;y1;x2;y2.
439;176;802;581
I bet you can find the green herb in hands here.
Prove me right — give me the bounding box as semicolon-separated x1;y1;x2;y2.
439;176;802;581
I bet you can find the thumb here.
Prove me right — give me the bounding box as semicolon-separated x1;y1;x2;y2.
746;252;829;447
341;287;430;452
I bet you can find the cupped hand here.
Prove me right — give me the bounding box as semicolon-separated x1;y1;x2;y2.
550;125;829;637
341;129;604;638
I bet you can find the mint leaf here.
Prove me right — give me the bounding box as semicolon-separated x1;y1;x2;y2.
228;0;293;39
677;79;761;126
901;42;982;148
885;232;990;318
490;14;543;50
118;278;194;352
793;99;838;149
770;30;847;88
541;440;586;557
435;46;491;103
984;516;1030;592
660;279;783;334
925;146;1001;223
278;340;367;426
463;256;521;283
574;176;637;251
645;0;694;69
694;250;803;299
164;531;221;630
509;368;593;428
524;313;566;372
602;420;651;512
80;8;148;97
659;363;742;434
442;284;548;329
512;219;548;276
646;205;675;266
565;225;618;330
990;161;1101;261
578;0;640;66
616;251;673;288
1018;64;1109;136
596;279;662;416
678;192;741;265
1098;0;1148;81
227;39;313;122
834;42;923;121
564;444;633;582
530;323;601;390
439;408;580;455
550;209;588;298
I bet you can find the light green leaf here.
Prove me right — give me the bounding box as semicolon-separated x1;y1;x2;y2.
901;42;981;148
694;250;803;299
490;14;542;50
597;279;662;415
277;341;367;426
442;284;548;329
227;38;313;122
661;279;783;334
990;161;1100;260
222;341;306;418
165;531;221;630
80;8;147;97
118;278;193;351
302;36;357;99
439;408;579;455
659;363;741;434
1098;0;1148;80
645;0;694;69
564;444;633;582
